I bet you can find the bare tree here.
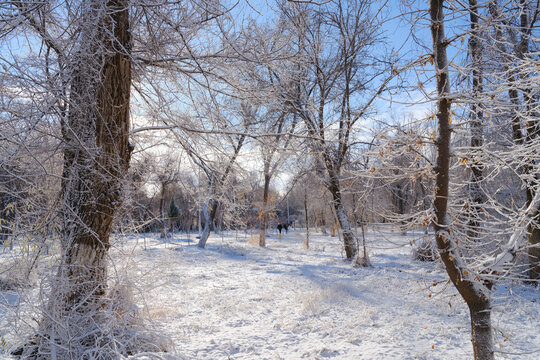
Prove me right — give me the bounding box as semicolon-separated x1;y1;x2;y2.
196;131;246;248
429;1;493;358
279;0;386;261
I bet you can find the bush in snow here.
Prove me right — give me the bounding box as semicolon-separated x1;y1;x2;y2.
412;238;438;262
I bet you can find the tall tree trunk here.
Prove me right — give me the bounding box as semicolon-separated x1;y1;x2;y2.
57;0;131;314
0;191;13;244
13;1;133;357
527;189;540;279
395;182;407;235
467;0;485;239
259;174;271;247
199;198;213;248
159;181;167;239
328;175;356;260
518;0;540;281
429;1;494;359
304;187;309;249
198;198;219;248
198;176;214;249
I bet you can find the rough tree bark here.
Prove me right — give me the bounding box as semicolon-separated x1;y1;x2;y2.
57;0;132;313
429;1;494;359
14;0;133;357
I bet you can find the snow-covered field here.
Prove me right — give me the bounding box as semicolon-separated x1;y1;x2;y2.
2;227;539;359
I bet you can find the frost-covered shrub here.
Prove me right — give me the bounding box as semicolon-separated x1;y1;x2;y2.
0;258;36;290
11;279;173;359
412;238;438;262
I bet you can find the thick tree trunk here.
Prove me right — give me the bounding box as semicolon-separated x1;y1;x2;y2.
13;1;133;358
469;303;494;360
429;1;494;359
56;0;131;313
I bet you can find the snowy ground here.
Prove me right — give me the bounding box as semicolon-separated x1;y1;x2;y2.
1;227;539;359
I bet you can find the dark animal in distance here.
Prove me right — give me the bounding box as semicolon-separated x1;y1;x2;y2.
277;223;289;234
